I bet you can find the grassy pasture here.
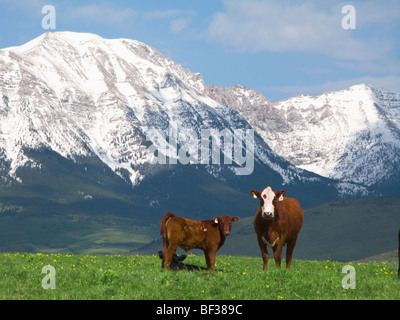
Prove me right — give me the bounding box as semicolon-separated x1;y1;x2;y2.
0;252;398;300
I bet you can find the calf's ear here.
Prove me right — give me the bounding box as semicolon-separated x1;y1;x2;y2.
250;190;261;199
178;255;187;262
232;216;240;222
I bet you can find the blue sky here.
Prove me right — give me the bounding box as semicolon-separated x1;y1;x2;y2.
1;0;399;101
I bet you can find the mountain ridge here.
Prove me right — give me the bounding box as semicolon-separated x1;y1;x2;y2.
219;83;400;191
1;32;397;201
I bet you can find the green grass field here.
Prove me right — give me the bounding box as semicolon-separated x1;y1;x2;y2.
0;252;398;300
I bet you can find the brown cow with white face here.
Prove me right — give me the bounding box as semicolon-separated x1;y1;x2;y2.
160;212;240;271
250;186;303;271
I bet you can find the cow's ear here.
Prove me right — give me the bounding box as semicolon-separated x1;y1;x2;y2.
213;217;219;224
277;190;287;201
250;190;261;199
232;216;240;222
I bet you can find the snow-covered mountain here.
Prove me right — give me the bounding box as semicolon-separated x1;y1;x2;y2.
216;84;400;190
0;31;327;197
2;31;396;208
0;32;218;184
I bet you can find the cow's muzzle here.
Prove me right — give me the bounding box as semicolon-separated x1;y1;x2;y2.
262;212;274;220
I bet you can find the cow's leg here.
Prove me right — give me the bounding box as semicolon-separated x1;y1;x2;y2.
257;235;269;271
272;236;286;269
285;238;297;269
204;250;211;270
163;244;178;271
204;249;217;271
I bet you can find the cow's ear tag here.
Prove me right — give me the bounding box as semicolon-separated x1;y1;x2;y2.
252;194;258;199
279;195;284;201
214;218;218;224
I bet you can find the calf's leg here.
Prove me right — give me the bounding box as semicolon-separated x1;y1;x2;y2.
204;249;217;271
163;244;179;271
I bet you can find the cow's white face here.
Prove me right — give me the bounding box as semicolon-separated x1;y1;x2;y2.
250;186;286;220
260;187;276;219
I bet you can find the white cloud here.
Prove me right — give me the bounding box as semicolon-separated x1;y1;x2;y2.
143;9;195;20
354;0;400;28
143;9;195;34
69;4;137;25
170;18;190;34
207;0;397;61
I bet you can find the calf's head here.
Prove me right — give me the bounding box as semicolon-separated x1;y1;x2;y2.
158;251;187;270
250;187;286;220
212;215;240;237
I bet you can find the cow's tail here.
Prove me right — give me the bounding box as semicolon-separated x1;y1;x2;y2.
160;212;175;250
160;212;175;237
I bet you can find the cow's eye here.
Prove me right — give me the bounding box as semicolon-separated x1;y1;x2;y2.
262;194;266;199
